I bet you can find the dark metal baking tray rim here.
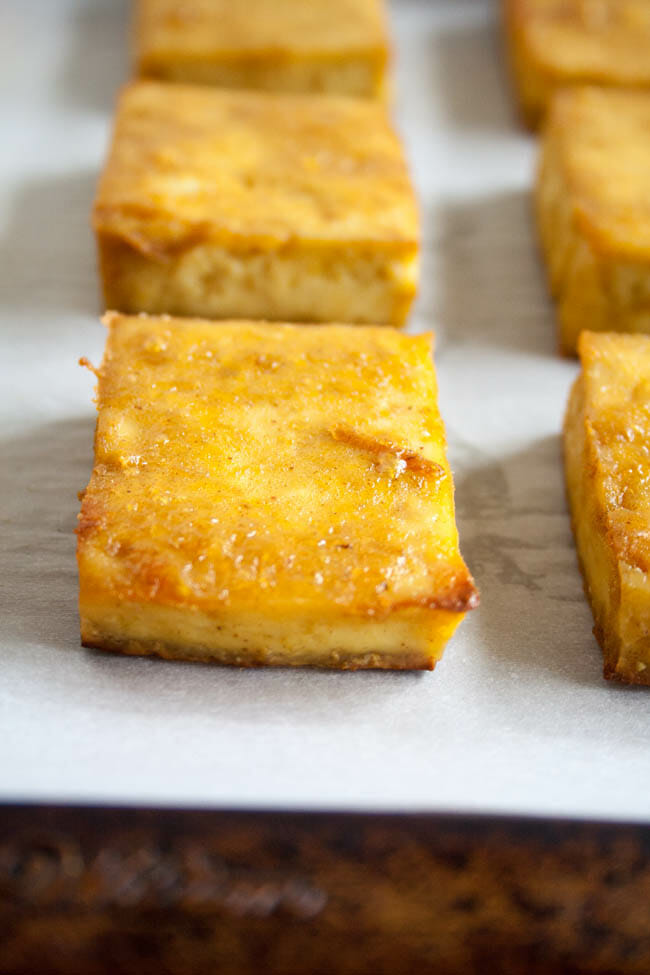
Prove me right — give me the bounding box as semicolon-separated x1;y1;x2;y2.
3;803;650;974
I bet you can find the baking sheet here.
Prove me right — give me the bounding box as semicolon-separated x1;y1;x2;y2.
2;0;649;822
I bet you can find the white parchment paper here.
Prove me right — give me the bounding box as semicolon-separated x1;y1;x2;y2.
2;0;649;821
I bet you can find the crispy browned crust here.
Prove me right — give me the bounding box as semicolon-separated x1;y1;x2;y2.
330;425;443;479
81;636;436;672
564;353;650;686
565;491;618;684
95;219;214;263
603;660;650;686
563;375;619;682
418;578;479;614
379;577;479;616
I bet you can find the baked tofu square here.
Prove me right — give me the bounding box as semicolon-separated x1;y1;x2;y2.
565;331;650;685
93;82;418;326
134;0;390;99
537;87;650;356
77;314;478;670
504;0;650;128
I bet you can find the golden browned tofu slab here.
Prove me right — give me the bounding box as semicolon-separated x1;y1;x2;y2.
77;314;478;670
536;86;650;356
504;0;650;128
565;331;650;685
134;0;390;98
93;82;418;326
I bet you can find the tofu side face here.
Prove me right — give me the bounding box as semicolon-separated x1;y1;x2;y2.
565;331;650;684
77;315;477;670
93;82;418;324
536;87;650;354
506;0;650;126
135;0;390;97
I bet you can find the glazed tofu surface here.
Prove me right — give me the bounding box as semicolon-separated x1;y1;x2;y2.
93;82;418;326
536;86;650;354
565;330;650;685
135;0;390;97
77;314;477;670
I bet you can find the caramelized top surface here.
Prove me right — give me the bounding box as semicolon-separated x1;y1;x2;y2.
136;0;389;59
513;0;650;81
78;314;476;619
579;331;650;572
93;82;418;256
546;86;650;259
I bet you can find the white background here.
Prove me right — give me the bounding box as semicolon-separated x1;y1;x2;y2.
2;0;649;820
